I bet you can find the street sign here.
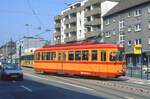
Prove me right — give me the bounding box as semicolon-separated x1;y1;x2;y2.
133;44;142;54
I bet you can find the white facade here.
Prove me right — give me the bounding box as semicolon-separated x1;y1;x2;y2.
55;0;119;44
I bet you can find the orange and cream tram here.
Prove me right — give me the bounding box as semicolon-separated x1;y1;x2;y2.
34;42;126;78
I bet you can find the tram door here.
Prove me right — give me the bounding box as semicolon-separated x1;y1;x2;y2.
100;51;108;78
58;52;66;74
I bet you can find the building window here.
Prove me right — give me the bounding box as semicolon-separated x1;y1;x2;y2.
134;39;142;45
148;21;150;29
128;26;132;32
119;20;125;31
119;33;125;44
128;40;132;46
128;11;131;17
105;31;111;37
112;19;116;23
105;18;110;25
112;30;116;35
134;24;142;32
148;38;150;44
134;9;142;17
148;7;150;13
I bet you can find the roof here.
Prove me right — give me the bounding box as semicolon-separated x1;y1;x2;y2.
104;0;150;17
35;42;123;51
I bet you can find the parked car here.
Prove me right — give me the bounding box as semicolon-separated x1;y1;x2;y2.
0;63;23;80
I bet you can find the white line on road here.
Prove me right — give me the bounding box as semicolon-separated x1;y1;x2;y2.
21;85;33;92
124;96;134;99
12;80;16;83
24;73;94;91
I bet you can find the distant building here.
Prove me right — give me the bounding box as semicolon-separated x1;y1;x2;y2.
0;40;16;62
13;36;47;63
103;0;150;66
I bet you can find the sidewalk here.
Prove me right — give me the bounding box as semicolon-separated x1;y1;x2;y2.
121;76;150;83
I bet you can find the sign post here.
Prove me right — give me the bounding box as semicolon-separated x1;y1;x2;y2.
133;44;142;79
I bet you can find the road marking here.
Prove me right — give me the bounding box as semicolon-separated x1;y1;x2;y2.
147;83;150;84
24;73;94;91
21;85;32;92
124;96;134;99
12;80;16;83
133;81;144;84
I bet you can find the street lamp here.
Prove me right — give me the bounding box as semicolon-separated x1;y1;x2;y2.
19;42;23;66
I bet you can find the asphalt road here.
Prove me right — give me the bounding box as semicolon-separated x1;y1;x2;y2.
0;67;150;99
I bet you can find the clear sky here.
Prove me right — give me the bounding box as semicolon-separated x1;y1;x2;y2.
0;0;75;46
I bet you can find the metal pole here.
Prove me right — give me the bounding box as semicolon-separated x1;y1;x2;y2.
147;56;149;80
19;45;22;66
130;67;133;77
141;54;143;79
10;40;13;64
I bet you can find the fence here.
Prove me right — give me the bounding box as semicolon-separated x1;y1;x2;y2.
126;64;150;80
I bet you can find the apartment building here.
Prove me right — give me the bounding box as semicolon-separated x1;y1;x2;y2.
61;1;85;43
54;15;62;44
54;0;119;44
0;40;16;62
103;0;150;66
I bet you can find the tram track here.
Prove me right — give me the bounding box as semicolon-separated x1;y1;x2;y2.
23;67;150;99
38;74;150;99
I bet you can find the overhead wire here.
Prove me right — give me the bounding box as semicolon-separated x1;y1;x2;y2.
26;0;45;28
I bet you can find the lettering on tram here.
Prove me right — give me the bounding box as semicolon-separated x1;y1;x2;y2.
33;42;126;78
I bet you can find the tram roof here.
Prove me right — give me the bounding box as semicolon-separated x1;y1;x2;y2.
35;42;123;52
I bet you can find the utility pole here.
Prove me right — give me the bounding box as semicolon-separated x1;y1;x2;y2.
19;45;22;66
10;38;13;64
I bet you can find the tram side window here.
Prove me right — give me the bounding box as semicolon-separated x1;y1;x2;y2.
63;52;66;61
28;55;34;60
31;55;34;60
46;52;50;60
75;51;81;61
82;50;89;61
58;53;62;60
92;50;98;61
37;52;41;60
68;51;74;61
101;51;106;61
42;52;47;60
110;52;117;61
51;52;56;61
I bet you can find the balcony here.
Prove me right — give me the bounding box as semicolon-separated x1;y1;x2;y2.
64;36;77;43
64;27;77;33
85;0;101;7
55;39;61;44
64;17;77;24
54;32;61;37
85;31;100;39
55;23;61;28
54;15;62;21
84;18;101;26
64;8;78;16
85;8;101;17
